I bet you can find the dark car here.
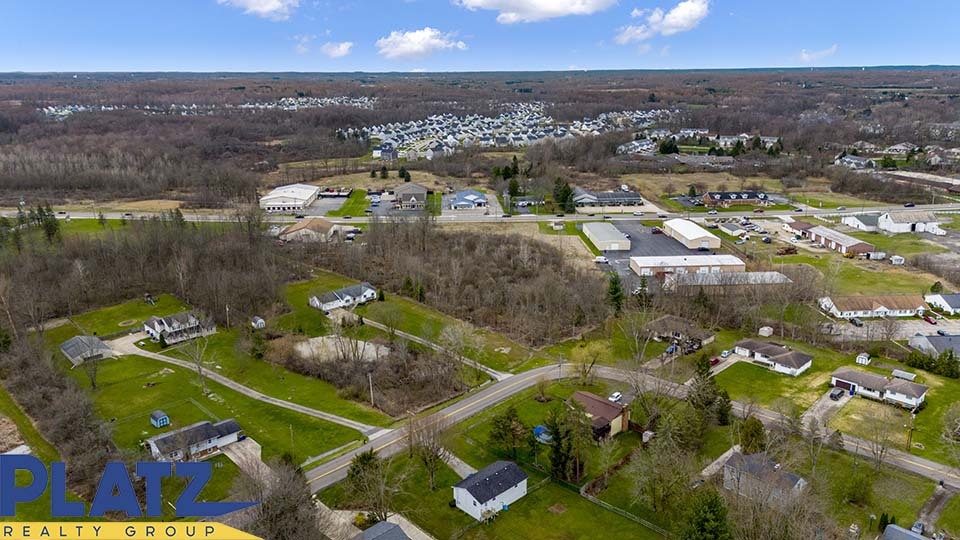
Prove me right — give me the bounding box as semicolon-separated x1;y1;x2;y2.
657;213;668;218
502;213;512;218
342;215;352;219
651;227;663;234
555;213;565;217
794;208;804;212
904;202;916;208
938;329;948;336
294;214;305;219
762;237;772;244
829;388;845;401
588;213;596;217
753;209;765;214
849;317;864;327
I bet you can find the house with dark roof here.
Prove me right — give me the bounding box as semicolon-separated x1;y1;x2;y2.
722;452;806;504
145;419;243;461
733;340;813;377
882;524;926;540
703;191;771;208
571;391;630;439
60;335;113;367
643;315;715;348
831;367;928;409
143;311;215;346
925;293;960;315
309;283;377;312
908;333;960;357
453;461;528;521
351;522;410;540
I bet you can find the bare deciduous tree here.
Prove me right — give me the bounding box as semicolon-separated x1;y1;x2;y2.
182;336;210;394
406;415;450;491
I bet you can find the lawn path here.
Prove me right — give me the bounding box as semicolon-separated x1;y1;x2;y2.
107;332;388;438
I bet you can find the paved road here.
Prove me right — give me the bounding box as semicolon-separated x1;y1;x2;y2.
108;333;388;438
18;201;960;227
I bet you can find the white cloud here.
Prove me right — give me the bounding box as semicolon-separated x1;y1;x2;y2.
376;27;467;59
456;0;616;23
616;0;710;44
799;44;838;64
217;0;300;20
319;41;354;58
293;34;314;54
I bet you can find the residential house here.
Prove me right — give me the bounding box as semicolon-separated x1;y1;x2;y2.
806;225;875;255
145;419;243;461
925;293;960;315
571;391;630;440
908;333;960;357
143;311;215;346
703;192;771;208
878;212;943;235
642;315;716;348
453;461;528;521
309;283;377;312
59;335;113;367
830;367;928;408
834;154;876;170
841;214;880;232
450;189;488;210
393;183;429;210
278;218;342;243
819;295;928;319
883;142;918;156
722;452;807;504
733;340;813;377
882;524;925;540
351;522;409;540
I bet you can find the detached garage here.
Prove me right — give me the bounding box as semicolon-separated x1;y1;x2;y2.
662;219;722;250
583;222;630;251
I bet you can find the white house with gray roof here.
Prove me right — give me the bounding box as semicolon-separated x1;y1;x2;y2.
145;419;243;462
143;311;215;346
925;293;960;315
831;367;928;408
453;461;528;521
309;283;377;312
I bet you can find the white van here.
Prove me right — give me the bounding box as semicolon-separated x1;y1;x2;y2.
594;256;610;264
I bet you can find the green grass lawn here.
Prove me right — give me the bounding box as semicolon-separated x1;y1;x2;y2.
326;190;370;217
714;336;852;412
71;294;191;338
775;254;934;295
787;191;884;209
544;315;671;369
157;329;392;427
71;355;361;464
937;494;960;536
848;231;949;256
275;275;356;335
537;221;602;256
798;447;935;534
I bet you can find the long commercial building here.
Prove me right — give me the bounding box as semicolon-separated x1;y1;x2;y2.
805;225;874;255
259;183;321;213
629;254;746;277
582;222;630;251
662;219;722;250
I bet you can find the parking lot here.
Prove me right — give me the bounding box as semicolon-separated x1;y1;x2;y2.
829;315;960;341
596;220;705;286
299;197;346;216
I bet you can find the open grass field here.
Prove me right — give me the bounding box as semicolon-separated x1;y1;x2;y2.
69;355;361;464
787;191;886;209
848;231;949;256
775;254;935;295
537;221;602;256
325;189;368;217
620;173;785;202
70;294;191;338
158;329;392;427
276;274;355;335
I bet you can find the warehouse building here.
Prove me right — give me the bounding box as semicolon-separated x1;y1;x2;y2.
629;254;746;277
259;183;321;213
582;222;630;251
806;226;875;255
662;219;722;250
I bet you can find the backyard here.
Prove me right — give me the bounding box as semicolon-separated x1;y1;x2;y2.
70;294;191;338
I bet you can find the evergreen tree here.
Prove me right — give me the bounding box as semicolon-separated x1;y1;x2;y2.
398;166;408;181
489;406;528;459
680;489;732;540
377;289;385;302
880;156;897;169
931;281;944;294
370;169;377;178
511;155;520;177
659;138;680;154
401;276;414;296
415;283;426;303
878;513;888;532
545;407;572;480
688;185;697;197
740;416;767;454
380;166;389;179
751;135;762;151
606;272;625;315
716;389;732;426
729;140;746;157
508;178;521;197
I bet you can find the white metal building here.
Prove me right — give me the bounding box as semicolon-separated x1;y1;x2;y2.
878;211;943;235
582;222;630;251
629;254;746;277
259;184;321;213
662;219;722;250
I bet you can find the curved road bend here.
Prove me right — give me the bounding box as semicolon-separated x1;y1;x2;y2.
107;333;387;438
307;364;960;493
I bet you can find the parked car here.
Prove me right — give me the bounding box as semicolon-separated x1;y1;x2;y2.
753;209;765;213
665;344;678;354
794;208;804;212
608;391;623;403
837;206;847;211
735;239;746;245
623;233;631;239
904;202;916;208
588;213;596;217
923;315;938;325
762;237;772;244
708;209;718;215
720;350;732;358
502;214;512;218
709;357;721;366
342;215;352;219
937;329;948;336
849;317;864;327
829;388;845;401
556;213;565;217
122;212;134;218
632;211;644;216
657;213;668;218
651;227;663;234
594;256;609;264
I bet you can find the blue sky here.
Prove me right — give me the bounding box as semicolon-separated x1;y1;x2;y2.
2;0;958;72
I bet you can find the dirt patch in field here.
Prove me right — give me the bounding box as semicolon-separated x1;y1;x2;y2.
438;222;598;271
295;336;391;363
0;415;24;453
547;503;567;515
118;319;139;327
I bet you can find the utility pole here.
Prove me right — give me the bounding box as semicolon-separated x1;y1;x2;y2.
368;371;375;407
225;304;230;328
